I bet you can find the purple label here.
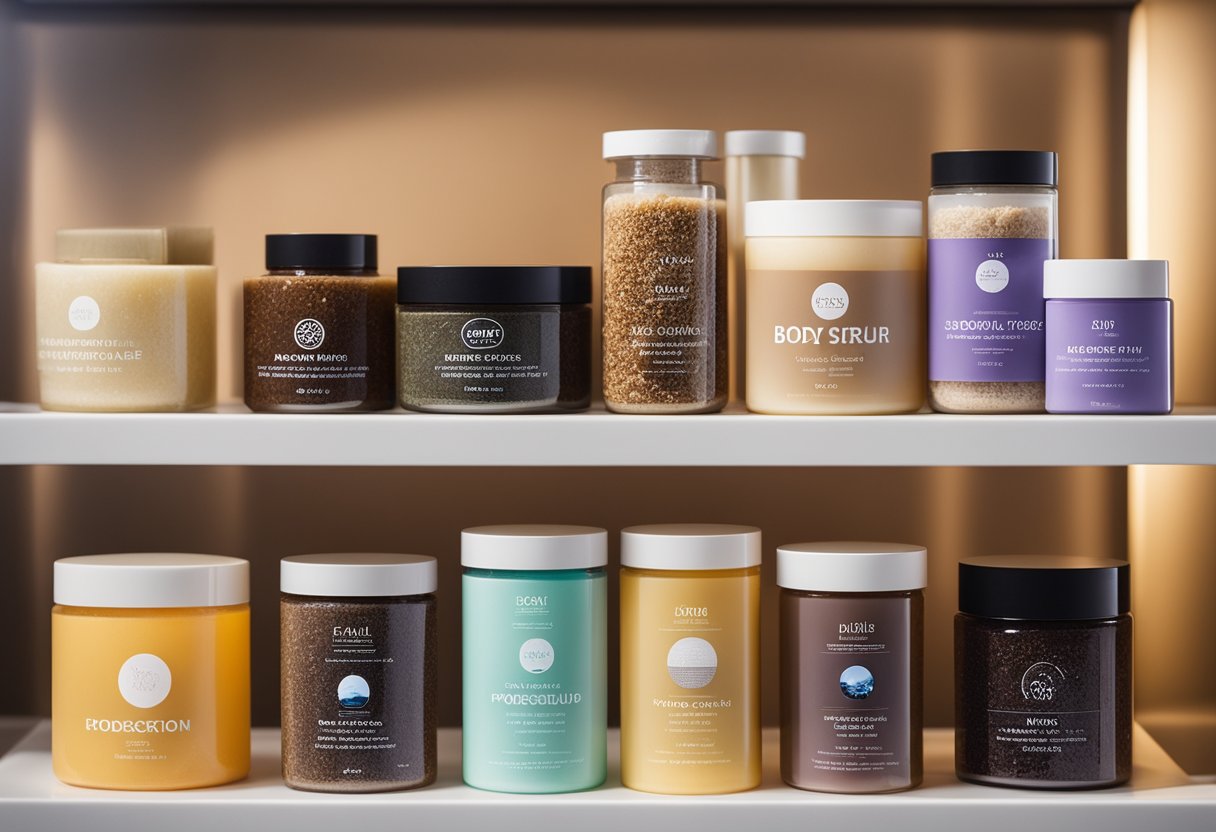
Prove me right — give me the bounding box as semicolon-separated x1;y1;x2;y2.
1045;299;1172;413
929;238;1049;382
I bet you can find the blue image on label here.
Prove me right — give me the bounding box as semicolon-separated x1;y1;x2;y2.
840;665;875;700
338;674;371;709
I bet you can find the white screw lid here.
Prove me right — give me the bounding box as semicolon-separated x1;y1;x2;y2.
746;199;924;238
776;542;927;592
621;524;762;571
462;525;608;571
281;553;437;598
725;130;806;159
603;130;717;160
54;553;249;608
1043;259;1169;299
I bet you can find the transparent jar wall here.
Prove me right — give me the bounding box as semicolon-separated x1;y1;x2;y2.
601;158;727;414
928;186;1059;414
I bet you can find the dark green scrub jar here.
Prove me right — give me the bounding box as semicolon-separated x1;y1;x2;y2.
396;266;592;413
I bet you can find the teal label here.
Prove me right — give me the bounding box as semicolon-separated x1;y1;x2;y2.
462;571;607;793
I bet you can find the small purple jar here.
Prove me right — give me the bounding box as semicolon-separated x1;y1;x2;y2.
1044;260;1172;414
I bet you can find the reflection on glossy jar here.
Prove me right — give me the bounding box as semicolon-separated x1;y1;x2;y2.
244;234;395;412
51;554;250;791
955;556;1132;790
619;524;761;794
745;200;926;414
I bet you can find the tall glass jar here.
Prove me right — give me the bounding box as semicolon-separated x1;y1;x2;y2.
928;151;1058;413
601;130;727;414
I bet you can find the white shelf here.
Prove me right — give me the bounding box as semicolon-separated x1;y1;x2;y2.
0;723;1211;831
1;403;1214;467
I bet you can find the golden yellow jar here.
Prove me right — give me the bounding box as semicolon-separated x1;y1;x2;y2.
52;554;250;790
619;524;761;795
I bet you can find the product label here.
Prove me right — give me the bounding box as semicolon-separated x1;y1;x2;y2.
461;574;606;791
281;601;432;786
747;269;924;409
253;314;369;398
38;297;148;373
81;652;193;763
1045;300;1171;413
929;238;1049;382
785;596;912;790
399;311;564;409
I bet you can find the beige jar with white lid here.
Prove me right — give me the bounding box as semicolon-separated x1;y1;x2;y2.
745;200;925;415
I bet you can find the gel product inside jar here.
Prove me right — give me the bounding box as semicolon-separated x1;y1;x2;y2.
601;129;728;414
745;200;926;414
35;227;217;412
280;554;438;793
619;524;761;794
955;556;1132;790
396;266;592;413
461;525;607;793
244;234;395;412
928;150;1058;413
777;542;926;794
1044;259;1173;414
51;554;250;790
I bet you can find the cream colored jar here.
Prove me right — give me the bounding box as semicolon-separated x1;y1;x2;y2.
745;201;925;415
35;228;216;412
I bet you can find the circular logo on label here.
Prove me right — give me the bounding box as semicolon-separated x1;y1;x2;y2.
839;665;875;700
811;282;849;321
337;674;371;709
293;318;326;350
461;318;505;350
519;638;555;674
975;259;1010;294
68;296;101;331
117;653;172;709
667;637;718;689
1021;662;1065;701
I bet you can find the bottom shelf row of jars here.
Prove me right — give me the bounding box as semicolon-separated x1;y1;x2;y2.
49;525;1131;796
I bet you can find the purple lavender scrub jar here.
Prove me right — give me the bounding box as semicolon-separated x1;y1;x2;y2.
1043;260;1172;414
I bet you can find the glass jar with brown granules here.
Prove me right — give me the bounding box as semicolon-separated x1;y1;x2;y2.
928;151;1058;413
601;130;727;414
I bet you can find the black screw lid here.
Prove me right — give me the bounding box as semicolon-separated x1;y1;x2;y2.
266;234;378;271
959;556;1129;621
396;266;592;305
932;150;1058;188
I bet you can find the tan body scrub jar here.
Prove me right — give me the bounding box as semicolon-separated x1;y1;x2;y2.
928;151;1058;413
244;234;395;412
745;200;926;415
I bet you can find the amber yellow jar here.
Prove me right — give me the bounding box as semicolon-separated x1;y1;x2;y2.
619;524;761;794
52;554;250;790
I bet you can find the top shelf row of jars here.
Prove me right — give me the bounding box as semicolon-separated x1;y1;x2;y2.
34;130;1172;418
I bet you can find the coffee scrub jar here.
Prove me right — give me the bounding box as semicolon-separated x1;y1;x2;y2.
244;234;395;412
955;556;1132;790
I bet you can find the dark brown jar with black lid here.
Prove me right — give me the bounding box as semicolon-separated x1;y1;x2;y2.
955;556;1132;790
244;234;395;412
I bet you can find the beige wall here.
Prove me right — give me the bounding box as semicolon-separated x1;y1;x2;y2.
0;3;1136;732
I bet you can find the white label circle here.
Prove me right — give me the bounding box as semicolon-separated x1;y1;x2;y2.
117;653;172;709
811;282;850;321
667;637;718;689
293;318;326;350
68;296;101;332
975;259;1010;294
519;638;555;674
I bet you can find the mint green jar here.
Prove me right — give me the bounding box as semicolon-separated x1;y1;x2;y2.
461;525;608;793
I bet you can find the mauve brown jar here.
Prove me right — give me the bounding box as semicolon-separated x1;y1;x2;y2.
778;542;927;794
955;556;1132;790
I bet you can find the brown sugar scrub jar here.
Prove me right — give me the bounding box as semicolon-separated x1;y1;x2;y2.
955;556;1131;790
244;234;395;412
778;542;926;793
745;201;926;414
601;130;727;414
280;554;438;793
